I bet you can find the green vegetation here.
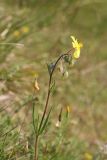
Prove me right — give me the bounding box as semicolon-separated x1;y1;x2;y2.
0;0;107;159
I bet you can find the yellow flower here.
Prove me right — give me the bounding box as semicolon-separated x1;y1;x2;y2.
21;26;29;34
70;36;83;59
84;152;93;160
66;105;71;113
65;105;71;118
13;30;20;38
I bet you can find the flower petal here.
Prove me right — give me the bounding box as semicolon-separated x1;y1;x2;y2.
73;50;80;59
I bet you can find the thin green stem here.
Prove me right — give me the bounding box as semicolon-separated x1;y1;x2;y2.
34;135;39;160
32;101;36;134
38;49;72;131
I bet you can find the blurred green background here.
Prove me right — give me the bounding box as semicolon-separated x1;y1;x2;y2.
0;0;107;160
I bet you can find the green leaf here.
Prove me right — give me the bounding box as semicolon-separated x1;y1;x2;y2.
39;106;53;135
32;101;39;135
50;80;56;94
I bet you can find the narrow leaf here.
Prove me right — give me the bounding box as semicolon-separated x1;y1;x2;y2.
39;106;53;134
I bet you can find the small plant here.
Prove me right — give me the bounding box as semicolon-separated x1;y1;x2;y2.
32;36;83;160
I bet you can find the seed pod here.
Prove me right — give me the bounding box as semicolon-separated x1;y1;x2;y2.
34;78;40;91
59;60;64;74
63;71;69;78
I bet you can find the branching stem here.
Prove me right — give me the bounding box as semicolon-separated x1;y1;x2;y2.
34;49;72;160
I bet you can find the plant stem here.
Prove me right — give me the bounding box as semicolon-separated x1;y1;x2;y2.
38;50;71;131
34;49;72;160
34;135;39;160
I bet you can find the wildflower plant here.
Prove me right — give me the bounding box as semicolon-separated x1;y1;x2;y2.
32;36;83;160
